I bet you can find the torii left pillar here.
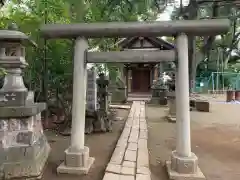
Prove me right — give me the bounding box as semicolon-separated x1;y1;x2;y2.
57;37;95;175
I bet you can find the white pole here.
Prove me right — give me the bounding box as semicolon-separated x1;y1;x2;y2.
176;33;191;157
221;49;224;91
216;48;220;91
175;62;182;152
212;72;215;92
70;37;88;152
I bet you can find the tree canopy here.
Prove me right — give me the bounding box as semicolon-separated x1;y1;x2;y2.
0;0;240;94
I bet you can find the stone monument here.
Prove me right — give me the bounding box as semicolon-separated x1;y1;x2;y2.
86;68;98;112
0;24;50;179
85;68;98;134
95;73;112;132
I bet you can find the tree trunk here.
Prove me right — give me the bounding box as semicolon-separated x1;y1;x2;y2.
188;36;196;92
184;0;198;92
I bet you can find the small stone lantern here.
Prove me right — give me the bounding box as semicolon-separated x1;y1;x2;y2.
0;24;50;179
150;78;168;105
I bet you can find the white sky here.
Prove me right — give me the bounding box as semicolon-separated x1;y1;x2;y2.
157;0;190;21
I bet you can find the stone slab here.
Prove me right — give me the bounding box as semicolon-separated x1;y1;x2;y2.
0;103;46;118
122;161;136;168
128;137;138;143
140;122;147;130
110;147;125;164
124;150;137;162
137;150;149;168
57;157;95;175
103;173;120;180
121;166;135;175
136;174;151;180
119;175;135;180
166;161;206;180
106;163;121;174
138;139;148;150
139;130;148;139
127;142;138;151
137;167;151;175
116;141;128;149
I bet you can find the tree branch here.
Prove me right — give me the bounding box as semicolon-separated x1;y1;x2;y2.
0;0;5;7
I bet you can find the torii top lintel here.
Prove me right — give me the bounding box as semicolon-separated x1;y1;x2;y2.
40;19;230;39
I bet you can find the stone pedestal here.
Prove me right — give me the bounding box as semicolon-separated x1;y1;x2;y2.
57;146;95;175
150;88;167;105
166;91;176;122
0;110;50;179
166;151;205;180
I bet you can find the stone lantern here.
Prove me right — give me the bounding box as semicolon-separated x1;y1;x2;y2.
150;77;168;105
0;24;50;179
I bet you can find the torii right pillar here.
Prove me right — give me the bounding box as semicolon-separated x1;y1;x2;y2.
166;33;205;179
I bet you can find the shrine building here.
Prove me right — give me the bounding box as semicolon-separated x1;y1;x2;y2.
116;36;174;95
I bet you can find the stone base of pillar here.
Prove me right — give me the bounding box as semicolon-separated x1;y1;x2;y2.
166;151;205;180
57;146;95;175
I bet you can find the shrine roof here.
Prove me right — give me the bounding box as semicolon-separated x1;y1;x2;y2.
116;36;174;50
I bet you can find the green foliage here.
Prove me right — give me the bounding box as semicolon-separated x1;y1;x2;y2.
0;0;169;97
0;68;6;76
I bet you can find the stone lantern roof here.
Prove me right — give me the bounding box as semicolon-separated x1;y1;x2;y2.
0;24;37;47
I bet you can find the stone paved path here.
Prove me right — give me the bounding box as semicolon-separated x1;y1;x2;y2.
102;101;151;180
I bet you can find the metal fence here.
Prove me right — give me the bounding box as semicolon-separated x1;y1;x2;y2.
193;72;240;94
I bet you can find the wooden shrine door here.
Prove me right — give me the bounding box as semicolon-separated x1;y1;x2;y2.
131;68;150;92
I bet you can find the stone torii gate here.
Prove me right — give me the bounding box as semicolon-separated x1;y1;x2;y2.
40;19;230;179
